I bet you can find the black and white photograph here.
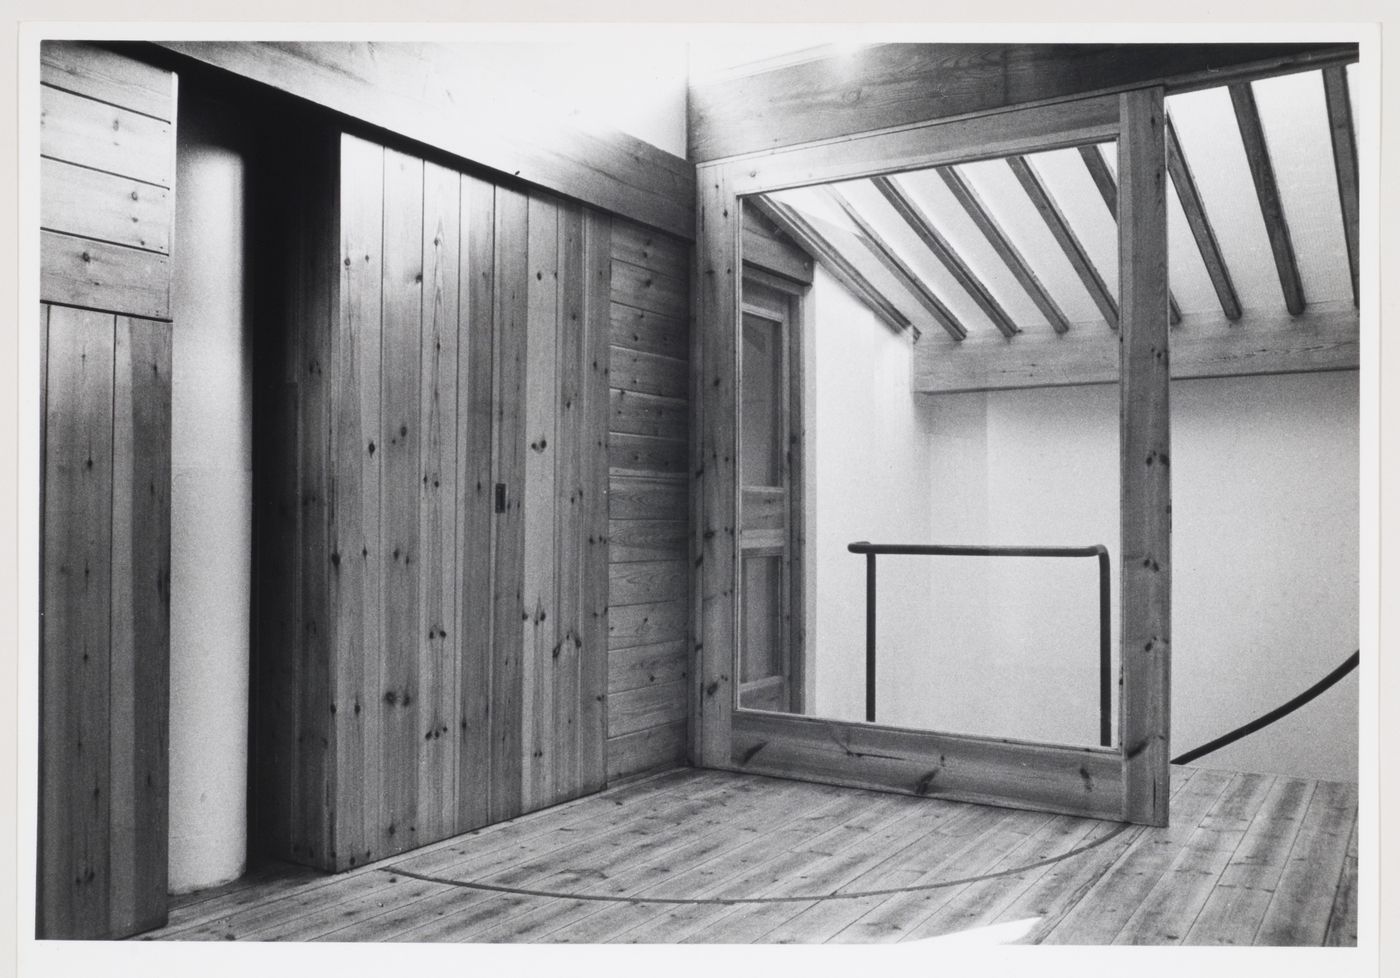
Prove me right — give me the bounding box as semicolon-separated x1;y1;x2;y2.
8;8;1394;974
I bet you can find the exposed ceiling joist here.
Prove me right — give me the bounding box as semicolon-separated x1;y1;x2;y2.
1076;144;1185;325
1230;81;1306;316
1161;117;1243;321
871;176;1018;338
1007;155;1119;329
749;194;911;335
937;166;1072;335
1322;66;1360;307
825;187;968;341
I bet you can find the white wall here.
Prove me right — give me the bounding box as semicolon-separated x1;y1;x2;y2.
808;363;1359;782
168;92;253;893
807;267;937;722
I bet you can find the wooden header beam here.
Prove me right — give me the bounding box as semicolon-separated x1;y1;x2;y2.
691;42;1358;163
150;41;696;239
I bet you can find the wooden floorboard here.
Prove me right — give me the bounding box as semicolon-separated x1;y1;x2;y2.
142;764;1358;946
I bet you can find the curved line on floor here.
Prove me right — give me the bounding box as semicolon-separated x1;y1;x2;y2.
382;821;1136;906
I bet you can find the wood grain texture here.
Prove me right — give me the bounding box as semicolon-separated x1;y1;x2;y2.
609;346;687;399
417;160;461;846
156;41;695;238
456;174;497;835
39;306;115;937
42;157;171;254
610;303;688;361
41;41;174;120
108;316;171;937
689;42;1356;163
742;203;814;284
912;302;1359;393
331;133;384;868
1230;82;1305;316
1117;89;1172;827
41;230;171;321
611;259;687;318
41;84;173;187
730;711;1122;820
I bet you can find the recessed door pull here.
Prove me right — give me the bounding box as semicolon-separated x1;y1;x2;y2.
495;482;507;513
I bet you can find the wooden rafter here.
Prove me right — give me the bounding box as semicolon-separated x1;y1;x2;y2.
871;176;1018;338
825;187;967;340
1076;144;1187;325
1007;155;1119;329
1230;81;1306;316
749;194;911;335
938;166;1072;335
1164;118;1243;321
1322;66;1360;307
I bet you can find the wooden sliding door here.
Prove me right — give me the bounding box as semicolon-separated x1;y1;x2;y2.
253;131;611;872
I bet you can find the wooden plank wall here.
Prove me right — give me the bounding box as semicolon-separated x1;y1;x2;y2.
605;220;693;781
38;42;175;939
257;131;617;873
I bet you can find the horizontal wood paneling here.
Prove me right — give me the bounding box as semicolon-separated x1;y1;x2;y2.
730;711;1123;820
41;231;171;321
606;218;691;781
41;157;171;253
41;84;173;187
690;42;1358;163
154;41;695;238
913;303;1359;393
41;41;174;121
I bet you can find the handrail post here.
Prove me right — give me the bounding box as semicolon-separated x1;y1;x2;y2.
866;553;876;723
1098;547;1111;747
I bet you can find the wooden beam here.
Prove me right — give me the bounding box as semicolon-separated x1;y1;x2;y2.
912;302;1359;393
1118;88;1171;828
1322;66;1360;307
938;166;1073;335
741;201;814;284
1230;81;1306;316
690;42;1358;163
730;711;1123;821
1008;155;1119;329
1076;144;1186;325
750;195;911;334
152;41;695;239
868;176;1014;338
826;186;967;340
1165;117;1243;321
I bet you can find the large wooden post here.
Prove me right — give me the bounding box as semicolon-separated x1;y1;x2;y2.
1118;87;1173;827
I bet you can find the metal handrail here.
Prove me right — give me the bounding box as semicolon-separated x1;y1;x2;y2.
846;541;1112;746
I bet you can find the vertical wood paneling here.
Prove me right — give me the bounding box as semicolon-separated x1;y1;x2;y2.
378;147;424;857
579;208;614;794
554;201;586;801
1118;89;1172;827
522;193;559;811
109;316;171;936
417;161;460;845
331;134;384;867
456;174;496;834
40;306;115;937
489;185;530;824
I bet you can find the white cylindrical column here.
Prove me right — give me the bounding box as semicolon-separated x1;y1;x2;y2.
168;91;253;894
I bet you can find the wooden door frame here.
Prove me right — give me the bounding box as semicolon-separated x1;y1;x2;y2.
693;90;1171;826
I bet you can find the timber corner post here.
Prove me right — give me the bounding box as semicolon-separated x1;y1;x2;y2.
1118;86;1173;827
694;162;739;768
